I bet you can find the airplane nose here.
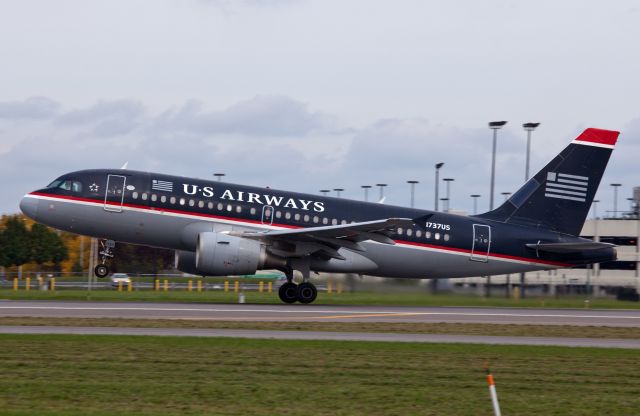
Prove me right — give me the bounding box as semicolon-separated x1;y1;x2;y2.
19;195;38;220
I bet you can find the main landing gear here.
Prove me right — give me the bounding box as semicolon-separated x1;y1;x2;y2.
278;266;318;304
94;239;116;278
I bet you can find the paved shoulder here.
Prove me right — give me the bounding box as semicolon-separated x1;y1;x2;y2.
1;325;639;349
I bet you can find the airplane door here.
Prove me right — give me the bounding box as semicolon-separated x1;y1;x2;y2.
261;205;274;225
470;224;491;262
104;174;126;213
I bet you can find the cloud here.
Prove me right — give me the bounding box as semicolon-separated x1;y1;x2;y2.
152;95;343;137
1;95;638;217
56;99;146;137
0;97;60;120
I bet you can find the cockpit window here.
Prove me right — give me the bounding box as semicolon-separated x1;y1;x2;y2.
57;180;83;193
46;180;62;189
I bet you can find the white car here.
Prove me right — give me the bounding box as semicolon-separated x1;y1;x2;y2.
110;273;131;287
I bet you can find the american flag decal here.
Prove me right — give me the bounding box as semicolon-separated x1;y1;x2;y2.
151;179;173;192
544;172;588;202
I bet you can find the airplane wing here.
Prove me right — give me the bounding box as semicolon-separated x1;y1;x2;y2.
526;241;615;254
229;218;418;260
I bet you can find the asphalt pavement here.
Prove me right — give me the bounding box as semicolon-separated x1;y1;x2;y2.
2;300;640;326
2;325;639;348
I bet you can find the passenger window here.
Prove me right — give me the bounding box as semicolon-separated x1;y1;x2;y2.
416;230;422;238
198;201;204;208
444;234;450;242
341;220;347;225
332;219;337;225
322;217;328;225
251;207;256;215
151;194;157;202
294;213;301;221
426;231;431;239
188;199;195;207
236;206;242;213
207;202;213;209
217;203;223;210
406;229;413;237
227;204;232;212
397;228;403;235
275;211;282;218
435;233;441;240
161;195;167;203
132;192;139;199
142;193;148;201
304;214;310;222
285;212;291;219
170;197;176;204
313;216;319;223
179;198;185;205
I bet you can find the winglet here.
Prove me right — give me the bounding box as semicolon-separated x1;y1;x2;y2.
411;214;434;228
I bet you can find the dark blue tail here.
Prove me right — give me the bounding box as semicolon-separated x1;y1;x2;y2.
478;128;619;235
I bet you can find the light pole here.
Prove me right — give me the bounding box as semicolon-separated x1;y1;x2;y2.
361;185;372;202
523;122;540;181
376;184;388;201
334;188;344;198
434;163;444;211
611;183;622;218
443;178;454;212
488;121;507;210
627;197;635;216
501;191;512;202
592;199;600;219
320;189;330;196
470;194;481;215
407;180;419;208
213;173;226;182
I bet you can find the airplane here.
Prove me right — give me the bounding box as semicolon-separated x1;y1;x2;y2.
19;128;619;304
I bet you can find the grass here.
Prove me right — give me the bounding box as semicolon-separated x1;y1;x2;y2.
0;334;639;415
2;287;640;309
2;317;640;340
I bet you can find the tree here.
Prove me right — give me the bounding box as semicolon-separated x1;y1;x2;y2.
0;217;31;268
29;223;68;270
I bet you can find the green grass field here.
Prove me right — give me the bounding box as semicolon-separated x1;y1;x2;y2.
2;287;640;309
0;334;639;416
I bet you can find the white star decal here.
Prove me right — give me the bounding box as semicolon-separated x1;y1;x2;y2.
89;183;99;192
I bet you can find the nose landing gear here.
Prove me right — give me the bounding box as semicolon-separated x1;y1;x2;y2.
94;239;116;278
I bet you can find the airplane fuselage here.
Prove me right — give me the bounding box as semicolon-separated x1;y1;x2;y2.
20;169;613;279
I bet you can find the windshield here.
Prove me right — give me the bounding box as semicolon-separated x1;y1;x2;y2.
46;180;62;189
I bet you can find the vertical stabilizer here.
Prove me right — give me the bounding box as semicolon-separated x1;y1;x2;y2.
478;128;619;235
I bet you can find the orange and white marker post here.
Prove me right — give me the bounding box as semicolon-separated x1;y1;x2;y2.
484;360;502;416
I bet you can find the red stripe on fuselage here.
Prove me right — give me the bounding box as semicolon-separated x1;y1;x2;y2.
29;192;571;268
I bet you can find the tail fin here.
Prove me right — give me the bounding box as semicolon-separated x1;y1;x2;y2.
478;128;619;235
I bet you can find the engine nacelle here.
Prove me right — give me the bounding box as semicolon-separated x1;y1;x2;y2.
195;232;264;276
175;250;199;275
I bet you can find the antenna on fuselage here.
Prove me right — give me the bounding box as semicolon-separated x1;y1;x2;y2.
120;162;129;169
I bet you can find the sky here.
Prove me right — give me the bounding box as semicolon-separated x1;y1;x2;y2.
1;0;640;216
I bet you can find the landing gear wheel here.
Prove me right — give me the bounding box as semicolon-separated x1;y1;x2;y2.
94;264;109;278
278;282;298;304
297;282;317;304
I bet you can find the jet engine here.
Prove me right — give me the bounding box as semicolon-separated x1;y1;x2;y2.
175;232;286;276
196;232;263;275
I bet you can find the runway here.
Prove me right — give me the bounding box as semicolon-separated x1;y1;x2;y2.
2;300;640;326
1;325;639;348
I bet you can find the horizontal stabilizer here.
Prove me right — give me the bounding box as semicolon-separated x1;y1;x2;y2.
526;241;615;254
